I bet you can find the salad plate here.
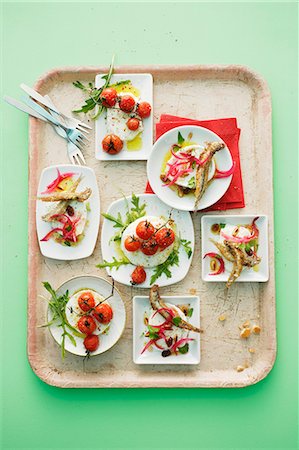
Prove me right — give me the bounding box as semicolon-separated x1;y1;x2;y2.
147;125;233;211
36;165;100;260
133;288;201;365
201;215;269;283
95;73;153;161
100;194;194;287
47;276;126;357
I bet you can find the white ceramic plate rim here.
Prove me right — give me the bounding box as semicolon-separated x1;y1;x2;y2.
48;275;126;357
147;125;233;211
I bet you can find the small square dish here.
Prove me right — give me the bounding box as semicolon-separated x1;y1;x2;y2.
201;215;269;283
95;73;153;160
36;165;100;260
133;291;201;365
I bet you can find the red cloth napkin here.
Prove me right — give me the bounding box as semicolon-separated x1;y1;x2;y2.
145;115;245;211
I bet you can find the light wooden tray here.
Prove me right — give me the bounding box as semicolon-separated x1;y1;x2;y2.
27;65;276;388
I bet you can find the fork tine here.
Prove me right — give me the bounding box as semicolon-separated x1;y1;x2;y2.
77;134;90;142
77;122;92;130
77;150;86;165
74;154;81;165
77;125;90;133
69;154;76;165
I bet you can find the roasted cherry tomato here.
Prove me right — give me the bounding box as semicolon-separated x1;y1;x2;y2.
99;88;118;108
93;303;113;324
131;266;146;285
102;134;123;154
78;291;95;312
155;227;175;249
119;95;135;112
126;118;140;131
136;220;155;240
77;315;97;335
141;237;159;256
136;101;151;118
124;235;141;252
83;334;99;352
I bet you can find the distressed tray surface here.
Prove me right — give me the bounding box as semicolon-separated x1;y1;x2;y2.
28;65;276;388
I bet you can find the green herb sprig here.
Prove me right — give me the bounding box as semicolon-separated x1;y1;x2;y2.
40;282;84;359
150;248;180;285
180;239;192;258
73;55;115;119
96;256;130;270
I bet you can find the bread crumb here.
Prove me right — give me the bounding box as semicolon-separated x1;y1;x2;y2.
242;320;250;328
236;365;245;372
252;325;261;334
248;348;256;353
240;327;251;339
218;314;227;322
189;288;196;295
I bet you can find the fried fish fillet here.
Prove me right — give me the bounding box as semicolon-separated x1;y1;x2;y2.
38;188;91;203
149;285;203;333
41;175;83;222
194;142;225;209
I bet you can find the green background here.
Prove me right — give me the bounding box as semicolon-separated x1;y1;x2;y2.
1;2;298;449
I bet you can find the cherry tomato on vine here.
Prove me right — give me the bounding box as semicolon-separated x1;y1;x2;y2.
83;334;99;352
93;303;113;324
124;235;141;252
77;315;97;335
78;291;95;312
136;220;155;240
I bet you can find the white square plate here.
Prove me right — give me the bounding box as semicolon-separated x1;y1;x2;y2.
101;194;194;287
36;165;100;260
133;295;200;365
201;215;269;282
95;73;153;160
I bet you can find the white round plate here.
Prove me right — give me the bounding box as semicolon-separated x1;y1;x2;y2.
48;276;126;356
147;125;233;211
101;194;194;288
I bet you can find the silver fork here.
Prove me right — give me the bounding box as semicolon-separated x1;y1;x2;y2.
67;141;86;165
20;83;92;132
22;96;89;150
44;95;86;165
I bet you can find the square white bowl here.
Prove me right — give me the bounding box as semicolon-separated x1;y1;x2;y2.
36;165;100;260
95;73;153;160
201;215;269;282
101;194;194;287
133;295;201;365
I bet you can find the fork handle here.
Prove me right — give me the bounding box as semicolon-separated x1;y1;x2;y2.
22;96;66;128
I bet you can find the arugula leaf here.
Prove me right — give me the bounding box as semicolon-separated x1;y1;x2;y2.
187;308;194;317
180;239;192;258
172;316;182;326
110;79;131;88
150;249;180;285
126;194;146;223
102;212;125;229
178;131;185;145
41;282;84;359
96;257;130;270
178;343;189;354
73;55;115;118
